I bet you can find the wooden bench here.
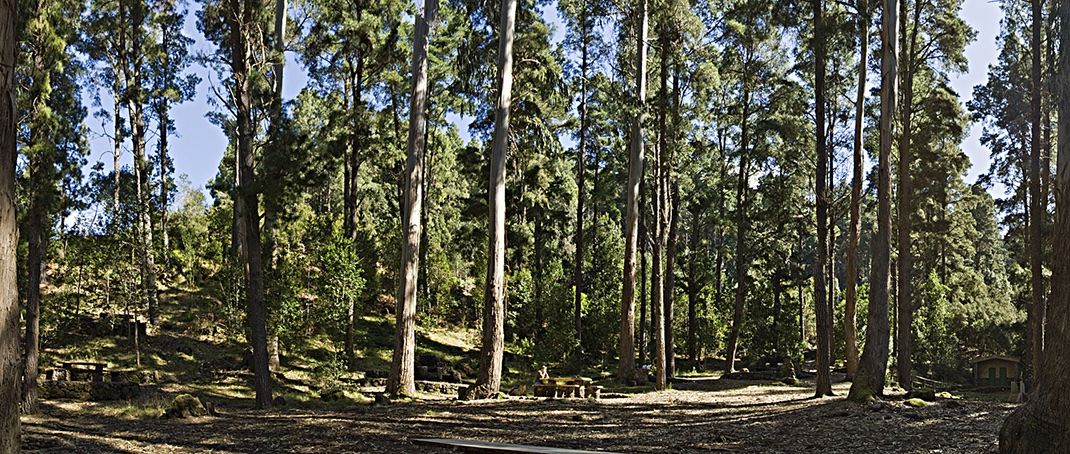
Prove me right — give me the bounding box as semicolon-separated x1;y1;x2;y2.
414;438;622;453
62;361;108;382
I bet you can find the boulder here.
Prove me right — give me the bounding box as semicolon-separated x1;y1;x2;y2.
165;394;209;418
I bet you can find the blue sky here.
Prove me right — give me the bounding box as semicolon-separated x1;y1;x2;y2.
86;0;1004;198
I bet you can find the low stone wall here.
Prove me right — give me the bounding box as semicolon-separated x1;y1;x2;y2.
415;381;461;394
41;381;141;401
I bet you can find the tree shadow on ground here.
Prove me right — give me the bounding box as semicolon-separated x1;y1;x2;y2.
22;380;1015;453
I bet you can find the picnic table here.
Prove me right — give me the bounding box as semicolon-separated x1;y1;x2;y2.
533;377;601;399
60;361;108;382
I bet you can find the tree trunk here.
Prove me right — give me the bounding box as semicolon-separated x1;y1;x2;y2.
849;0;895;403
1027;0;1046;379
471;0;517;399
132;98;159;328
158;104;170;271
651;172;665;389
618;0;648;384
573;3;588;353
845;0;868;381
813;0;833;397
534;215;545;342
121;0;159;327
1;0;21;440
772;278;782;352
273;0;286;111
650;149;665;389
21;153;46;414
895;0;919;391
998;2;1069;447
664;186;679;380
230;0;273;408
113;1;126;215
664;57;682;380
387;0;435;398
346;49;365;250
232;148;244;259
157;17;173;272
714;161;725;323
638;182;647;366
724;74;751;374
113;89;123;214
650;29;671;391
687;206;699;362
344;49;370;365
261;0;288;270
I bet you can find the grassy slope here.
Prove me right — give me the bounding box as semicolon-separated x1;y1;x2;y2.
42;281;557;413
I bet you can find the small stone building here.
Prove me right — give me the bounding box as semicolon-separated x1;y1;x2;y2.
971;356;1019;388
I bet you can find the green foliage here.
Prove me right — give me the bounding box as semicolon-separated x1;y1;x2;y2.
12;0;1036;398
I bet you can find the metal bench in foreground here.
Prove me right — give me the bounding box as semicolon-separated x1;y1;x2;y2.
413;438;622;453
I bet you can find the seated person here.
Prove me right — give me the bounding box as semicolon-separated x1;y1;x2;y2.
535;365;550;384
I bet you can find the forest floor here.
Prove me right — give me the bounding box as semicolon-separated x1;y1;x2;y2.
21;377;1015;453
25;286;1017;453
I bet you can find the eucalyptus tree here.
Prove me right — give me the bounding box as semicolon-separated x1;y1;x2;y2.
559;0;609;352
148;0;198;270
0;0;20;445
848;0;895;402
296;0;404;253
845;0;870;380
619;0;649;383
17;0;87;412
295;0;406;363
388;0;437;399
893;0;972;389
1025;0;1044;378
719;0;785;374
115;0;164;325
82;0;127;212
812;0;833;397
199;0;275;407
469;0;518;400
970;1;1047;389
999;2;1069;448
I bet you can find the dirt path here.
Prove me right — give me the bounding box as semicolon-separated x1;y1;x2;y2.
21;379;1015;453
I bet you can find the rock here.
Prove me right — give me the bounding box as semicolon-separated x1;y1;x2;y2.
508;384;527;396
904;398;932;408
273;395;287;407
165;394;208;418
780;377;799;386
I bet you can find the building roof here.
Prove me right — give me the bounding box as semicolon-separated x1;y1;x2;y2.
970;355;1020;364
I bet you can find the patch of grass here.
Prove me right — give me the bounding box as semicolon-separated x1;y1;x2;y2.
97;396;171;420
